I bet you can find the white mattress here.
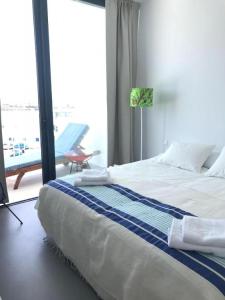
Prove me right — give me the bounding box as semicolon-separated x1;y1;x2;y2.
36;159;225;300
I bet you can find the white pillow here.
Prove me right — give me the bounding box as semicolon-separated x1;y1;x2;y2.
205;147;225;178
157;142;214;172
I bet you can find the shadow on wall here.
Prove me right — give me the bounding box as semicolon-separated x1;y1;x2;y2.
133;80;179;161
157;88;178;106
154;81;178;153
156;77;180;106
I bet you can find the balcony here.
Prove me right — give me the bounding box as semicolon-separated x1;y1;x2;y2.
7;164;71;203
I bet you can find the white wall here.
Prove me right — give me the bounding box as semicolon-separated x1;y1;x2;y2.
136;0;225;159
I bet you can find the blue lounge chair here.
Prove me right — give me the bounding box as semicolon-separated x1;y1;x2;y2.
5;123;89;189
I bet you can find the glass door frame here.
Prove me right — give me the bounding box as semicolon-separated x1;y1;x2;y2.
32;0;105;184
32;0;55;184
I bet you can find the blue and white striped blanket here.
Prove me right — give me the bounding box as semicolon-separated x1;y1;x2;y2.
48;179;225;297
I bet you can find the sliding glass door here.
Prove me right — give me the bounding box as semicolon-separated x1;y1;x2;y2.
0;1;42;202
0;0;106;203
47;0;107;177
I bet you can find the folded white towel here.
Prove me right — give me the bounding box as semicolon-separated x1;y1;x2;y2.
182;216;225;248
81;174;109;182
168;218;225;258
79;169;109;182
82;169;107;176
74;177;112;186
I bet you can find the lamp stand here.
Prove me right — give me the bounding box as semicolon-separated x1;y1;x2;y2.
140;107;143;160
0;182;23;225
2;200;23;225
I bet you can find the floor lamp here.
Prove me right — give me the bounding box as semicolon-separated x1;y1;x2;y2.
130;88;153;160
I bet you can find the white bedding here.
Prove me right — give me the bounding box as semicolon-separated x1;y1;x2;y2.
109;159;225;218
37;159;225;300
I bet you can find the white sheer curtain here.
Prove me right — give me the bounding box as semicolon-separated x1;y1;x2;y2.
106;0;140;166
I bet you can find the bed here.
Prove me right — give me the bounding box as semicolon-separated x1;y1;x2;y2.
36;158;225;300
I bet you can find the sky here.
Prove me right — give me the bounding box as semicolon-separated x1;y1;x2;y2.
0;0;106;108
0;0;38;105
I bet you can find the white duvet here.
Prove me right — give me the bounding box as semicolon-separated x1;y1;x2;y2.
37;159;225;300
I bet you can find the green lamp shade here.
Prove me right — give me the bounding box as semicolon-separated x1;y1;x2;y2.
130;88;153;108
